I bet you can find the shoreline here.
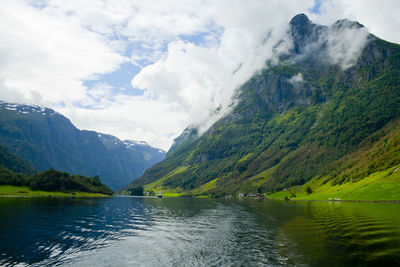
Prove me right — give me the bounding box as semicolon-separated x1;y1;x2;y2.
117;194;400;204
0;185;113;198
263;197;400;204
2;193;399;203
0;194;112;198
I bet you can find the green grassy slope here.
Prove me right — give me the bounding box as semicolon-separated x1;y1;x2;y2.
269;121;400;201
268;168;400;202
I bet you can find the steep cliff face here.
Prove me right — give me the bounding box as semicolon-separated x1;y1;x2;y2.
0;101;165;190
128;14;400;196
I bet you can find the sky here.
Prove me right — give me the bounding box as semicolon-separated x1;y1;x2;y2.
0;0;400;150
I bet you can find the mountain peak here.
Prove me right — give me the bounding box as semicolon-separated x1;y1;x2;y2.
289;13;310;27
289;14;326;54
288;14;368;64
0;100;66;120
332;19;365;30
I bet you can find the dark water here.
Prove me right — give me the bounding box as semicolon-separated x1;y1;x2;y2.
0;197;400;266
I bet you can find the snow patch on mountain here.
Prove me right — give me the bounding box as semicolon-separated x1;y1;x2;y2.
0;100;61;117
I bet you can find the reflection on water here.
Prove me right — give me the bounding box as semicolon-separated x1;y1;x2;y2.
244;200;400;265
0;197;399;266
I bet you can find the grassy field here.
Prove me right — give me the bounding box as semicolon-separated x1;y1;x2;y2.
0;185;111;197
139;165;400;201
160;192;185;197
267;166;400;201
144;166;189;190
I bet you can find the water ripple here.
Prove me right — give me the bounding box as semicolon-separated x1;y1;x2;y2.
1;197;400;266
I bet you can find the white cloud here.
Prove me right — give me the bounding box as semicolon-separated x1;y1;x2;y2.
326;21;369;70
288;73;303;86
311;0;400;44
293;18;370;70
0;0;399;150
58;95;188;151
0;0;126;105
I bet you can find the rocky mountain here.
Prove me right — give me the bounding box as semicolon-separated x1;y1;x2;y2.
127;14;400;198
0;101;165;190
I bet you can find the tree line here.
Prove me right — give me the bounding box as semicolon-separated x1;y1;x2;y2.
0;165;113;195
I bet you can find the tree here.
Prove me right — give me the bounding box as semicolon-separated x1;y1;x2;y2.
306;186;313;194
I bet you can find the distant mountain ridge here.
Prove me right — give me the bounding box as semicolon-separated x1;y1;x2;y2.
127;14;400;198
0;101;165;190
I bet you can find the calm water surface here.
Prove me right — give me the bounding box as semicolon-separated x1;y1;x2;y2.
0;196;400;266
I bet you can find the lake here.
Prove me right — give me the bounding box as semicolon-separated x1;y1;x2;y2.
0;197;399;266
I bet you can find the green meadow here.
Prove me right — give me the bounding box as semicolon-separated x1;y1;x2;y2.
268;166;400;202
0;185;110;197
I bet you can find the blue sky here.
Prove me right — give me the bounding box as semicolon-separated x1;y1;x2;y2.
0;0;399;150
310;0;322;14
